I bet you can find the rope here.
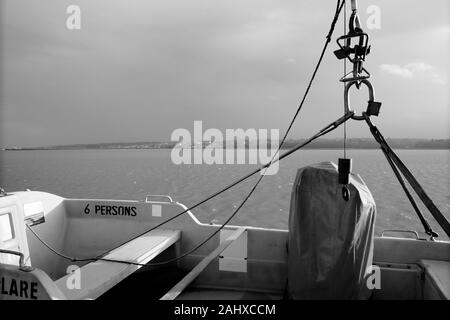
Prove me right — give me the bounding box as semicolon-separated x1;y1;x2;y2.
364;115;449;238
343;0;347;158
27;0;347;267
27;111;354;267
380;148;438;239
26;224;76;261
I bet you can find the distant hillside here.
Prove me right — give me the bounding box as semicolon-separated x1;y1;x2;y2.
283;138;450;150
4;138;450;150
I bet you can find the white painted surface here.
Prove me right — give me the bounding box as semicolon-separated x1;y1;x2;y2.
23;201;44;217
55;229;180;300
219;229;247;272
152;204;162;217
0;213;13;241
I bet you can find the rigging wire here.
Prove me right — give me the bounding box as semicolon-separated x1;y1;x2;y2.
343;0;347;158
364;115;449;238
27;112;353;267
27;0;347;266
379;147;437;239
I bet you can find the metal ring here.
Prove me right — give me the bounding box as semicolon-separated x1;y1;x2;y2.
344;79;375;120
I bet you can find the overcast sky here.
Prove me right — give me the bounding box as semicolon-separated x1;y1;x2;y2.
1;0;449;147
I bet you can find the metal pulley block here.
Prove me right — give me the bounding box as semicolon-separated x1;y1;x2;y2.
333;10;371;65
338;158;352;185
338;158;352;201
344;79;382;120
334;8;371;83
366;100;382;117
334;35;371;63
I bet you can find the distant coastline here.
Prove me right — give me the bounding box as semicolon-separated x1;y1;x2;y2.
3;138;450;150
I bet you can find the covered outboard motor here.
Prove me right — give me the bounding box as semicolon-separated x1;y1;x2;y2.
287;162;376;299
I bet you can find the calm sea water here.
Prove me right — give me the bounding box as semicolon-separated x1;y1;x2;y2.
1;149;449;239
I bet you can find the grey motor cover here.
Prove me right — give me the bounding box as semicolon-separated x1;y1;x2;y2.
287;162;376;299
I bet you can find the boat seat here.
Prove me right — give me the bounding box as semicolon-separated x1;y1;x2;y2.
160;228;246;300
55;229;180;300
420;259;450;300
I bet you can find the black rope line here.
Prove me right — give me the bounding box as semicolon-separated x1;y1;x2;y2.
27;0;347;267
364;114;449;238
379;147;438;238
27;111;353;267
343;0;347;159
